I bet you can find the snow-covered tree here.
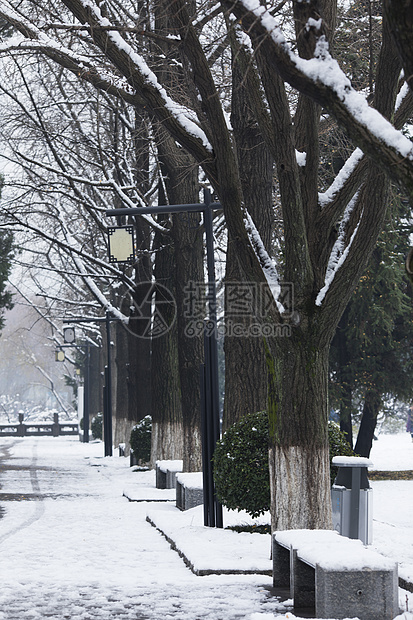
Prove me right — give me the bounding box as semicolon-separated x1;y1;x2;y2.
0;34;205;468
1;0;413;530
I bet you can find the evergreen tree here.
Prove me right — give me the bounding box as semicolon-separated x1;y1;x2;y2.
330;194;413;455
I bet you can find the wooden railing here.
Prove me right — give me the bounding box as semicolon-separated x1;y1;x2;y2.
0;413;78;437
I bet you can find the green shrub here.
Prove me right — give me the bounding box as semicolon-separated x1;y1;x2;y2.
213;413;355;518
91;413;103;440
213;411;270;518
130;415;152;464
328;420;355;484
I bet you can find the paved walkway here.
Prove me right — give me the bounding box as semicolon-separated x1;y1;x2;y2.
0;437;286;620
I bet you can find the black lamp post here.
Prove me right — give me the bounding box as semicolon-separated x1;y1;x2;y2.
63;315;117;455
56;335;96;444
105;189;223;527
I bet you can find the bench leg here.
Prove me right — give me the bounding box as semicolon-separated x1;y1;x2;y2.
272;539;290;587
291;550;315;609
315;566;398;620
155;467;167;489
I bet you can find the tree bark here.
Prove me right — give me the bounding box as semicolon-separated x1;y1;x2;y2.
150;223;183;465
267;334;332;531
222;36;274;430
159;142;204;472
354;390;382;457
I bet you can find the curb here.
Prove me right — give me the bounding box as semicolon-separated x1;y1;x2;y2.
146;515;272;577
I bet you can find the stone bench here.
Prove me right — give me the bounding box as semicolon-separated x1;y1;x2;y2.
273;529;398;620
175;472;203;511
155;460;183;489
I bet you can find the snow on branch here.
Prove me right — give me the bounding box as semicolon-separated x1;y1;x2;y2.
318;148;363;207
395;81;410;113
315;194;361;307
235;0;413;181
243;211;285;315
0;6;141;103
74;0;213;153
294;38;413;157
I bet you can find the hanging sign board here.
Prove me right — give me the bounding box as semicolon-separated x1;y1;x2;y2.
108;226;135;264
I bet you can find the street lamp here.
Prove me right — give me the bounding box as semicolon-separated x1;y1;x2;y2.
63;314;117;456
55;349;65;362
107;226;135;264
105;190;223;528
63;326;76;344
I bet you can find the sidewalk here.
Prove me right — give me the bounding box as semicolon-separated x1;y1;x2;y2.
0;435;411;620
0;437;288;620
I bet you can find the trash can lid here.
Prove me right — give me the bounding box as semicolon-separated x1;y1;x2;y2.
332;456;373;468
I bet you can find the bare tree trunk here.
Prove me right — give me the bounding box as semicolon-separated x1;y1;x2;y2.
223;246;268;431
128;110;152;424
223;37;274;430
113;318;129;448
267;337;332;531
158;143;204;472
89;344;103;420
150;223;183;466
171;209;204;472
354;390;382;457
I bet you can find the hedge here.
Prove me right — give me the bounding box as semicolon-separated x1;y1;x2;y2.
213;412;354;518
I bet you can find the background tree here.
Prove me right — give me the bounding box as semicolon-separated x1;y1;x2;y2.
0;18;205;468
0;229;13;329
0;291;74;413
330;194;413;455
0;173;14;329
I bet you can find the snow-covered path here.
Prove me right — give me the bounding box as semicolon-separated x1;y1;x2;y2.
0;434;412;620
0;437;284;620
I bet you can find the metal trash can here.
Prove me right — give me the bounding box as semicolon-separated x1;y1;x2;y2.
331;456;373;545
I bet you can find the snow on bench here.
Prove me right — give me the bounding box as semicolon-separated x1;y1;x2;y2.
175;472;203;511
155;460;183;489
273;529;398;620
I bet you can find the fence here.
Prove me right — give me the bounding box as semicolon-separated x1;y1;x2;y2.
0;413;78;437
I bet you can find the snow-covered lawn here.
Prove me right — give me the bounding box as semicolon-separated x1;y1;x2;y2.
0;432;411;620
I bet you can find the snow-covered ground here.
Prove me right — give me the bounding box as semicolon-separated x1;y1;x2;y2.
0;432;411;620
